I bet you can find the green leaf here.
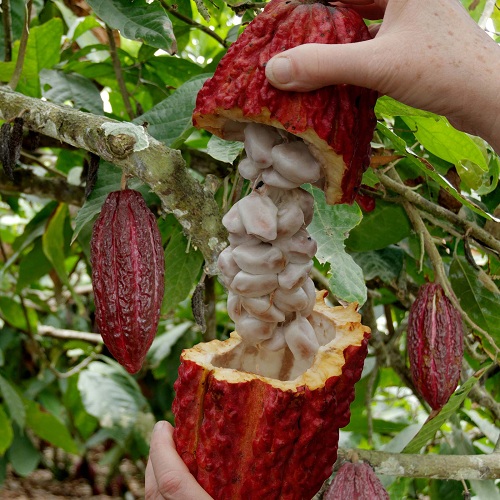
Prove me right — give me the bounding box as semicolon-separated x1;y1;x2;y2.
0;374;26;429
24;400;79;455
135;74;210;146
14;18;64;98
86;0;176;53
77;361;148;429
207;135;243;164
347;199;411;252
7;425;40;477
402;115;488;171
162;228;204;315
147;322;192;368
375;96;436;118
0;405;13;456
40;69;103;115
16;238;53;293
377;123;497;221
0;295;37;332
402;375;479;454
352;247;404;282
449;256;500;350
305;185;366;304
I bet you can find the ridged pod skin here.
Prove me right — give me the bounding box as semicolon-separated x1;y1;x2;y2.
324;462;389;500
173;291;370;500
90;189;165;374
193;0;378;205
407;283;464;411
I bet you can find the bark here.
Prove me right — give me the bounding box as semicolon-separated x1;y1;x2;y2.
0;86;227;273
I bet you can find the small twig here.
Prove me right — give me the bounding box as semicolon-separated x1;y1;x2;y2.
365;359;378;447
161;2;229;48
8;0;33;89
2;0;13;62
37;325;103;344
494;434;500;452
48;353;98;379
106;25;135;120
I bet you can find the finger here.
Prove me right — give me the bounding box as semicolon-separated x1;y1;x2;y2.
265;40;381;92
149;421;213;500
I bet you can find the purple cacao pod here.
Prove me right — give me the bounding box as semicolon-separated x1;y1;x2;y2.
90;189;165;374
407;282;464;410
324;462;389;500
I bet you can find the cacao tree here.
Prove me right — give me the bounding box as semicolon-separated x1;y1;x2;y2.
0;0;499;498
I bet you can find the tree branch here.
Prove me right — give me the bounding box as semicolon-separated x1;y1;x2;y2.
0;86;227;274
8;0;32;89
2;0;13;62
37;325;102;344
335;448;500;480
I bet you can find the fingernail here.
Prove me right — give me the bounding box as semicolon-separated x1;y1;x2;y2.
153;421;165;433
267;56;292;84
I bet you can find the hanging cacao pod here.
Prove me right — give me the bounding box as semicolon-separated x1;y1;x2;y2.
90;189;165;374
324;461;389;500
193;0;377;205
407;282;464;411
173;291;370;500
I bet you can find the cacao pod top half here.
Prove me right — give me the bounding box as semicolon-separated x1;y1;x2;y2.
407;282;464;411
90;189;165;374
193;0;378;205
173;291;371;500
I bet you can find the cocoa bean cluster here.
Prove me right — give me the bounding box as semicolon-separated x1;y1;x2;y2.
219;123;324;361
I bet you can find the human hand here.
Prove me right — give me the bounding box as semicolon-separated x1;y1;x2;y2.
145;421;213;500
265;0;500;152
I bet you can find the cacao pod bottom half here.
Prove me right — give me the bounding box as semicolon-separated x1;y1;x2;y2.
407;282;464;411
91;189;165;374
173;291;370;500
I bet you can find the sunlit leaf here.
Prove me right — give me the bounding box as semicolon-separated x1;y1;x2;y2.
0;374;25;431
0;405;13;456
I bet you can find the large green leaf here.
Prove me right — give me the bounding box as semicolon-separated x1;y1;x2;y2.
402;374;479;454
16;238;53;293
12;18;63;97
0;295;37;332
0;374;25;431
377;123;497;221
135;74;210;146
0;405;13;456
449;256;500;350
162;227;204;315
7;426;40;477
77;361;148;430
305;186;366;304
147;322;193;368
86;0;176;53
40;69;103;115
25;400;79;455
207;135;243;164
352;247;404;282
346;199;411;252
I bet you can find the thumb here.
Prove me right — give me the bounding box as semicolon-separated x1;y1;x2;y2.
265;40;379;92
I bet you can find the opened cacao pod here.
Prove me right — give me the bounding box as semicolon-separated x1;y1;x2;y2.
407;282;464;411
193;0;378;205
90;189;165;374
173;292;370;499
324;461;389;500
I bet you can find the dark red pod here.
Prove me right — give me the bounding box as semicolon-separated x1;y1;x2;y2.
407;282;464;411
90;189;165;374
324;462;389;500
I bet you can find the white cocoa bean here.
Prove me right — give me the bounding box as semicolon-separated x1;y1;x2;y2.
227;291;242;322
278;261;313;291
228;232;261;247
296;188;315;225
284;315;320;360
222;203;245;234
234;312;277;344
238;157;264;181
272;287;310;313
244;123;281;167
271;141;321;184
230;270;278;297
261;167;301;190
260;326;286;351
276;201;305;239
301;278;316;317
241;295;286;323
217;246;240;286
275;228;317;264
238;192;278;241
232;243;286;274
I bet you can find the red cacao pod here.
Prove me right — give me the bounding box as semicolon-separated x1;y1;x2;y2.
90;189;165;374
407;282;464;410
193;0;377;205
173;291;370;500
324;461;389;500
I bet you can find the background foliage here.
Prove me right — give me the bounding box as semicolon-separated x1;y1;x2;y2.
0;0;499;498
